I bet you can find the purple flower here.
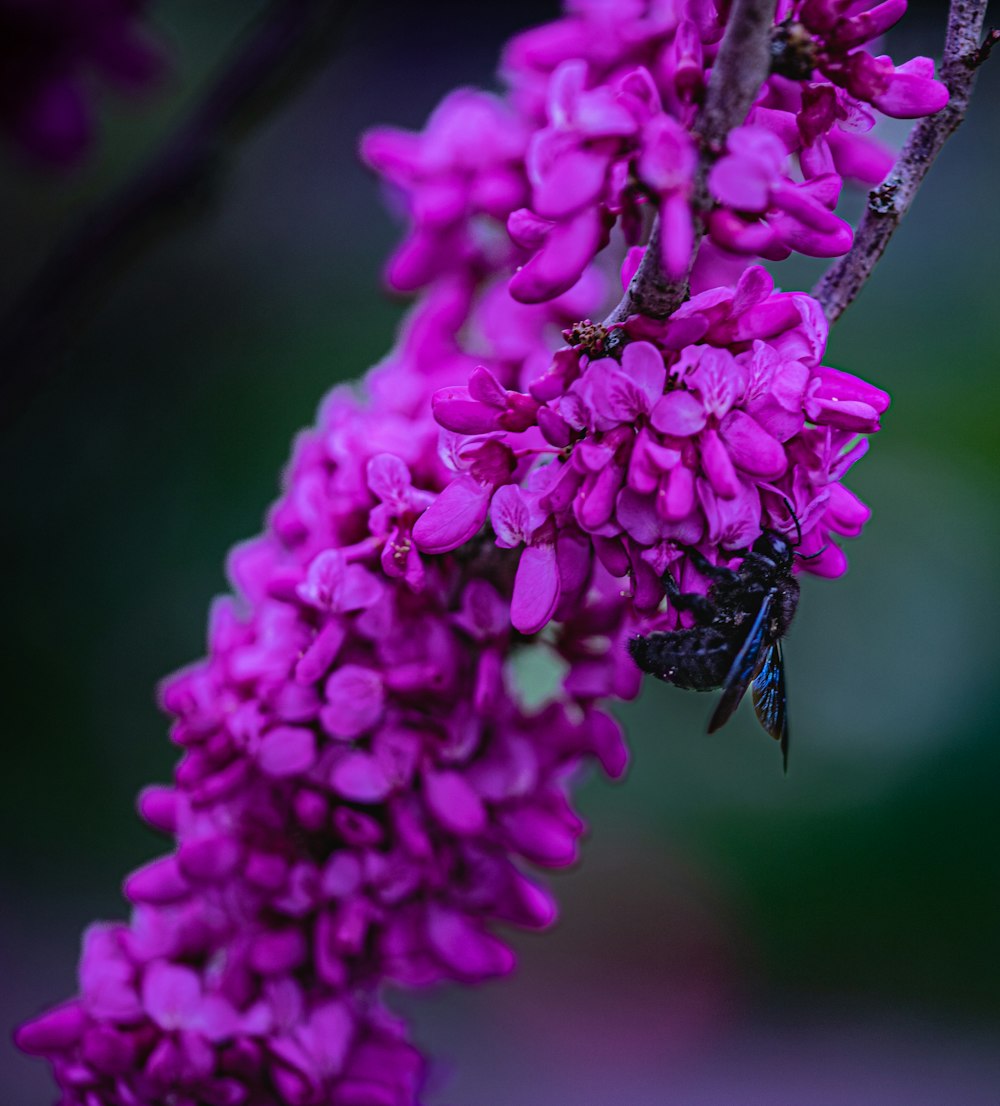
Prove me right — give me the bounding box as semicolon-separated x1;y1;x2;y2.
786;0;949;118
419;269;886;628
20;1;913;1101
433;366;540;435
20;360;636;1102
509;61;700;301
708;126;853;259
637;114;697;277
361;89;529;290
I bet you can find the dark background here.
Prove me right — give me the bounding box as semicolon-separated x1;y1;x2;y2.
3;2;999;1102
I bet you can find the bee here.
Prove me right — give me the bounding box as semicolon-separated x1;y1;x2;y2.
628;529;803;770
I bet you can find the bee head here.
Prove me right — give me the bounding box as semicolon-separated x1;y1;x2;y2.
753;530;794;565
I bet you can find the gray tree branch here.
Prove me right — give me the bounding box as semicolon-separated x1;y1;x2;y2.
606;0;779;325
813;0;994;323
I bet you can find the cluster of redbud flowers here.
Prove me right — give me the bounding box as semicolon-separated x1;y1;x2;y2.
17;1;943;1103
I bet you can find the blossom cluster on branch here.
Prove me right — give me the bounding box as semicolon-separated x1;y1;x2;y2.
17;1;954;1103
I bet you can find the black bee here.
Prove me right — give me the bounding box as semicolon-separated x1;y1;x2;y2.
628;530;801;770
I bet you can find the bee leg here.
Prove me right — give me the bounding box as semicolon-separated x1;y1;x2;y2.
681;545;741;584
661;570;716;623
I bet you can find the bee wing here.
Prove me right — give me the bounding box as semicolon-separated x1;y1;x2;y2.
752;639;789;772
707;591;773;735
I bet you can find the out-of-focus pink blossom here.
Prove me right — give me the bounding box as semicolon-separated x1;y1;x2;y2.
0;0;164;166
362;89;529;290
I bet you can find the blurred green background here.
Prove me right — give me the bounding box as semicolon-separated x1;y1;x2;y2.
3;2;998;1102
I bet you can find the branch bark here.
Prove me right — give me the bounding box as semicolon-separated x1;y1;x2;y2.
813;0;993;323
0;0;355;428
606;0;779;325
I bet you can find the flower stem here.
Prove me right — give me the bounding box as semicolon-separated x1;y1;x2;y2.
813;0;994;323
605;0;779;325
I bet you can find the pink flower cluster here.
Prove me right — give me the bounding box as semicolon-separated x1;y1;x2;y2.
0;0;163;166
419;263;887;633
17;368;633;1105
19;0;934;1102
361;0;948;305
778;0;951;118
492;0;942;298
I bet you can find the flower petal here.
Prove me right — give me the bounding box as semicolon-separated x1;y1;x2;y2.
490;484;534;548
258;726;318;778
700;428;741;498
510;543;561;634
719;409;787;478
366;453;412;508
321;666;385;740
426;905;514;979
15;1003;87;1055
424;769;487;835
331;752;394;803
142;962;201;1031
651;390;706;436
509;207;606;304
413;476;492;554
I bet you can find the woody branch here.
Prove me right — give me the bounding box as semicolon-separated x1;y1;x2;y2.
814;0;995;322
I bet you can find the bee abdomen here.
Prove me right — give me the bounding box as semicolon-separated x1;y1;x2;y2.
628;628;733;691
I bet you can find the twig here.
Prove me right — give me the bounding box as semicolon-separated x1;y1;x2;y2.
606;0;779;325
695;0;780;153
813;0;993;323
0;0;355;429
